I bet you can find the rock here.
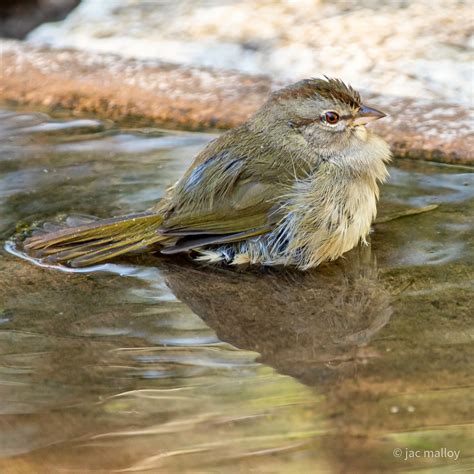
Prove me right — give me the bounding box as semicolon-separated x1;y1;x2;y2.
27;0;473;105
1;40;472;165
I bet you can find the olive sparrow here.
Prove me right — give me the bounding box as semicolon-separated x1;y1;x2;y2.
24;77;391;270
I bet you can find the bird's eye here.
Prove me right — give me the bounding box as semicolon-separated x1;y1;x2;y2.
323;111;340;125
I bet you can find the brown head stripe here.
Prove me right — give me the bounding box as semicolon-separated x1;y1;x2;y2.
274;77;361;109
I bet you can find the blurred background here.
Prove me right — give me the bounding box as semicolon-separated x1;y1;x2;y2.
1;0;473;104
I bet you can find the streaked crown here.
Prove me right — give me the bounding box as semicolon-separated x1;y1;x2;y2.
274;77;361;109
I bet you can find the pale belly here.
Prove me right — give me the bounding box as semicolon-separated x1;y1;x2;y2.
284;177;379;269
196;178;379;269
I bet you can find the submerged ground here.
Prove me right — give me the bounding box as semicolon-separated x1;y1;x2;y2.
0;110;472;473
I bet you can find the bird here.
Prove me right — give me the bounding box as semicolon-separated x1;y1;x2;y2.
23;77;391;270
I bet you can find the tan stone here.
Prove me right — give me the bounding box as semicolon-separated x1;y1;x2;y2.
1;40;472;165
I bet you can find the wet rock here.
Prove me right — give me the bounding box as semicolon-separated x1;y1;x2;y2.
27;0;473;105
1;40;472;165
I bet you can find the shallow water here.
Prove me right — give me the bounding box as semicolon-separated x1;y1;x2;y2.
0;109;472;473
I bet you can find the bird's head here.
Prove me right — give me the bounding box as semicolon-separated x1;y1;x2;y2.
259;77;387;157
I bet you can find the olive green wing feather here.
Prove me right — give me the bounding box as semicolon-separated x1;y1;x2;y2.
159;169;282;253
155;124;294;254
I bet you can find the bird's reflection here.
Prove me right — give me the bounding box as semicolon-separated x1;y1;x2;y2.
159;245;392;387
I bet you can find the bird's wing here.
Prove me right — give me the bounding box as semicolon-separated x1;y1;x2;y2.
154;120;307;254
157;147;285;253
159;178;282;253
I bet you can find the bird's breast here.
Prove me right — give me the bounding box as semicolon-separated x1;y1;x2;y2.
279;171;379;268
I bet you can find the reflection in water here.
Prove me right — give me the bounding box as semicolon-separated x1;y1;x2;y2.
0;110;473;473
162;247;392;386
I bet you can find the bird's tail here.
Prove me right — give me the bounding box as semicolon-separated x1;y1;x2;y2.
23;212;166;267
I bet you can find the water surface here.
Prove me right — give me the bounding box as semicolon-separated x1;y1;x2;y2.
0;110;472;473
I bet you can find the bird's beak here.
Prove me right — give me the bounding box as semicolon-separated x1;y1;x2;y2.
352;105;386;126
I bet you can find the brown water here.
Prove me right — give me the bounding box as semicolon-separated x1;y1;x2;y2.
0;109;472;473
